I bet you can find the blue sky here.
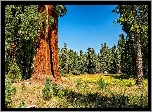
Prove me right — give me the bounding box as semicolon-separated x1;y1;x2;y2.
58;5;126;54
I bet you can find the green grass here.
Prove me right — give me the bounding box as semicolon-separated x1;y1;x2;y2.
10;74;148;108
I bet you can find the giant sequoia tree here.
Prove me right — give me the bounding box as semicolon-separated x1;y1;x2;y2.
31;5;67;83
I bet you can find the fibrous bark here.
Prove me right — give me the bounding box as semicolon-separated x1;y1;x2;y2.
134;33;144;84
49;5;61;83
31;5;61;84
132;5;144;84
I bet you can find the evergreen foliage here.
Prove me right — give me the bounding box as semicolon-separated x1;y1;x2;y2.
5;78;16;108
5;5;148;80
112;5;148;83
4;5;148;108
6;62;22;83
42;77;54;101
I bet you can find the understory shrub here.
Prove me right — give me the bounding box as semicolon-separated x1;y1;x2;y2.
98;78;106;90
5;78;16;108
6;62;22;83
18;100;26;108
42;77;54;101
76;79;83;89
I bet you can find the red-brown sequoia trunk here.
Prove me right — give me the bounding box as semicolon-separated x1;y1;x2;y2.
49;6;61;82
31;5;61;84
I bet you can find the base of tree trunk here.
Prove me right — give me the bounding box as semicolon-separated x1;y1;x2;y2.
29;74;63;85
135;77;143;85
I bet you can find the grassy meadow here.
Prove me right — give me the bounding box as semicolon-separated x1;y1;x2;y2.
8;74;148;108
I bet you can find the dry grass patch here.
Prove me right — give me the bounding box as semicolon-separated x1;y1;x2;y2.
9;74;148;108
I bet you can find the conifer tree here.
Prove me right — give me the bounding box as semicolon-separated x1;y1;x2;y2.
100;43;109;74
108;44;117;74
117;34;126;74
112;5;148;83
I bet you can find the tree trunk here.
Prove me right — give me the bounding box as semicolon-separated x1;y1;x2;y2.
31;5;61;84
134;33;144;84
10;41;17;61
132;5;144;84
28;41;35;79
49;5;61;83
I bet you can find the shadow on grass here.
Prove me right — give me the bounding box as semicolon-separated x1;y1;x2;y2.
110;75;137;80
57;88;148;108
110;74;148;80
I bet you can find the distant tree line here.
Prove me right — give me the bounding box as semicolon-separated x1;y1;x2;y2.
59;33;148;78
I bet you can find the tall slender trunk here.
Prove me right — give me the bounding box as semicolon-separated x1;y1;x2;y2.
28;42;35;79
132;5;144;84
10;41;17;61
134;33;144;83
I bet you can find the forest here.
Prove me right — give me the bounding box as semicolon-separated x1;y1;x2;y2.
5;5;148;109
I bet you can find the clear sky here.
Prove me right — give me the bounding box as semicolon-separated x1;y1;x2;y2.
58;5;126;54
